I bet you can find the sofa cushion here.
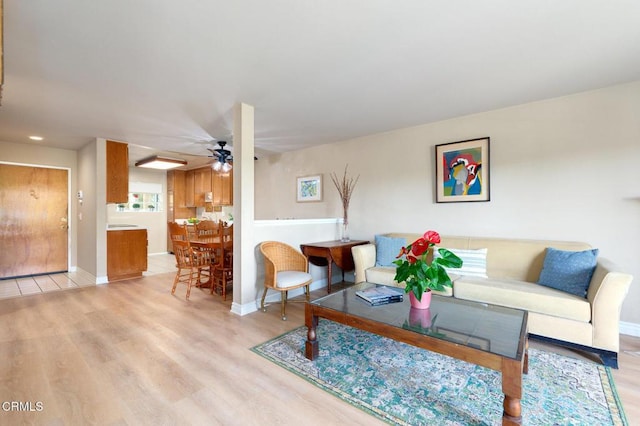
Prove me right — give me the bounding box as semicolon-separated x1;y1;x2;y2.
537;247;599;298
366;266;398;287
375;235;406;267
453;277;591;322
434;247;488;278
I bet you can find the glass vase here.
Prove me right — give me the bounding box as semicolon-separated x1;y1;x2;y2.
340;221;350;242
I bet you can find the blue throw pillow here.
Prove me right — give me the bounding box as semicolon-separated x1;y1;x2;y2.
375;235;406;267
537;247;599;298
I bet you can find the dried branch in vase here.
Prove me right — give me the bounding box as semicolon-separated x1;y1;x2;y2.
330;165;360;224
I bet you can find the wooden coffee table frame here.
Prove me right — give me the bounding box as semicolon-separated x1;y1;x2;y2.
305;299;529;425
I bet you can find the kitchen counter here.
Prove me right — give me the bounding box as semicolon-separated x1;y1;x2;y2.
107;224;147;230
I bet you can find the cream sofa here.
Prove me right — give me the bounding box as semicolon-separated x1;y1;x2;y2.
351;233;633;368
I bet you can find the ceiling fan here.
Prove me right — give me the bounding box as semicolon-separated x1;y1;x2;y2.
207;141;233;172
204;140;258;172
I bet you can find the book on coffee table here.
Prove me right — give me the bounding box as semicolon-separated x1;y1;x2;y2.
356;286;404;306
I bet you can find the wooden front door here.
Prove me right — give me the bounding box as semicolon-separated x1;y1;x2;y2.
0;164;69;278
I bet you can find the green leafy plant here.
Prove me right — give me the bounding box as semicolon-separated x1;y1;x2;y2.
131;203;141;209
393;230;463;301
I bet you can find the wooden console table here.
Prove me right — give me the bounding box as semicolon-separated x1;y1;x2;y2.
300;240;368;293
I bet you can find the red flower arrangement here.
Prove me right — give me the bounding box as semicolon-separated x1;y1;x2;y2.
393;230;463;301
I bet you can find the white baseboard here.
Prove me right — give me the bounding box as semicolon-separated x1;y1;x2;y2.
230;301;257;316
232;278;333;317
620;321;640;337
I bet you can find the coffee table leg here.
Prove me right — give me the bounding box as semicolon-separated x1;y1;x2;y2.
326;259;333;294
502;396;521;425
305;311;319;360
501;358;523;425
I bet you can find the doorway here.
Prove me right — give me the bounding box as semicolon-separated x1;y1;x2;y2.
0;163;69;278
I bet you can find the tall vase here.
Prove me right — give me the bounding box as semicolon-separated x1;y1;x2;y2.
340;219;350;242
409;290;432;310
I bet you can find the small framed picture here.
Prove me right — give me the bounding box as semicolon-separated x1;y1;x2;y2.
296;175;322;202
435;137;490;203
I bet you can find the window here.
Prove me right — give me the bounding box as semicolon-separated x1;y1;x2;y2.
116;182;163;212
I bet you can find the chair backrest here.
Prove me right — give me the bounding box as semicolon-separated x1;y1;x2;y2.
172;239;192;268
259;241;307;273
220;223;233;243
168;222;189;242
195;220;220;240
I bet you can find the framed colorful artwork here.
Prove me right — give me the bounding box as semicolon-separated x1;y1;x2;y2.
296;174;322;202
435;137;490;203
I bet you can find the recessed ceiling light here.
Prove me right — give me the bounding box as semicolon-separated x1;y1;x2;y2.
29;136;44;141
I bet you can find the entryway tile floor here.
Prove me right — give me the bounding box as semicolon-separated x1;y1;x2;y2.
0;253;177;300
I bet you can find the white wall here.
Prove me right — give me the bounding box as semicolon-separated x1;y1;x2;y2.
77;141;98;277
255;81;640;326
233;218;345;316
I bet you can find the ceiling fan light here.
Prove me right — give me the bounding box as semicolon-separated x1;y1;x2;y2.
212;161;223;171
135;155;187;170
221;162;232;173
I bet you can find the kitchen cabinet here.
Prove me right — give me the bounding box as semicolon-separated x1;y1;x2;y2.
106;140;129;203
180;165;231;207
168;170;186;208
194;167;212;207
167;170;195;252
107;229;147;281
185;169;195;207
212;170;233;205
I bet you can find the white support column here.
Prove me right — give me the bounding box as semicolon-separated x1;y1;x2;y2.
230;102;256;315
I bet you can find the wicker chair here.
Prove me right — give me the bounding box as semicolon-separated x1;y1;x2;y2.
259;241;312;320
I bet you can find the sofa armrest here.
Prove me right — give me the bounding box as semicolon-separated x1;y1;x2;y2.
587;257;633;352
352;243;376;283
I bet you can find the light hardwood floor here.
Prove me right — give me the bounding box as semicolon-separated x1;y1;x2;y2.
0;259;638;425
0;253;177;300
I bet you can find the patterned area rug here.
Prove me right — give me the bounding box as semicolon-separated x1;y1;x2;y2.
251;319;627;425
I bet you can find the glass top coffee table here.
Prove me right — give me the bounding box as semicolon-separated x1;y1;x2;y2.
305;282;529;425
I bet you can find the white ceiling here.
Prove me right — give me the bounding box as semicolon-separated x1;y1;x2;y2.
1;1;639;167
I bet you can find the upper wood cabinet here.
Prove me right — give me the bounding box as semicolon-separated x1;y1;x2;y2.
212;170;233;206
194;167;212;207
166;170;195;251
168;170;187;208
185;170;195;207
106;140;129;203
169;166;232;208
